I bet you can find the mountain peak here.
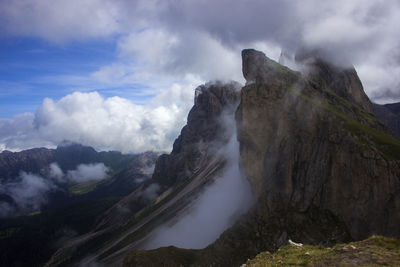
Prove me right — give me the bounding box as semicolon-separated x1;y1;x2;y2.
243;48;372;113
295;51;372;112
242;49;299;85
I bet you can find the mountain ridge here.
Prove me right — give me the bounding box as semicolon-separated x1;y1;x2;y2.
0;144;157;267
4;49;400;267
122;49;400;266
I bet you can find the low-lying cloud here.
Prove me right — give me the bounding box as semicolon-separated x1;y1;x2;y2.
0;172;55;217
48;162;110;183
49;162;64;181
0;162;111;217
146;115;254;249
141;183;160;202
67;163;109;183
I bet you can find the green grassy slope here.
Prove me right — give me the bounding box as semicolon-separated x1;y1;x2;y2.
245;236;400;267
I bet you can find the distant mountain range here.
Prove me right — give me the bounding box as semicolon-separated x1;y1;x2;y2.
373;102;400;137
0;143;157;266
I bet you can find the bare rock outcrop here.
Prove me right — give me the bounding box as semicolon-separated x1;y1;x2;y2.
152;81;241;188
236;49;400;241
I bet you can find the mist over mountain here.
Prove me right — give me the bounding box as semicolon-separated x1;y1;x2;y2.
9;48;388;267
1;1;400;266
0;143;157;266
0;50;399;266
122;50;400;266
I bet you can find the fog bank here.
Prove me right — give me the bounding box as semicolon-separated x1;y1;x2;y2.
146;124;253;249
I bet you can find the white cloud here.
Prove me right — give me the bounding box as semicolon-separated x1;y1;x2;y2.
115;29;244;82
94;0;400;102
357;63;400;103
0;113;54;151
0;162;113;217
0;0;122;43
49;162;64;181
146;117;253;249
141;183;160;201
67;163;109;183
0;88;195;153
0;171;55;217
1;0;400;153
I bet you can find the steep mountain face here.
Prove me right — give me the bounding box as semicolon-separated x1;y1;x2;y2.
123;49;400;266
294;50;373;112
44;81;242;266
153;81;241;188
236;48;400;240
373;102;400;137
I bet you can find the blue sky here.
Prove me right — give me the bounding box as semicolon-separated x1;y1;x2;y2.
0;37;155;117
0;0;399;153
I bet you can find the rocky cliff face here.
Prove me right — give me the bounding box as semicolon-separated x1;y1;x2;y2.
294;50;373;112
236;49;400;240
152;81;241;188
123;50;400;267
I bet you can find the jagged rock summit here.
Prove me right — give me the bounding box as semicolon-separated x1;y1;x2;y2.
243;48;372;111
295;49;372;112
242;49;299;85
